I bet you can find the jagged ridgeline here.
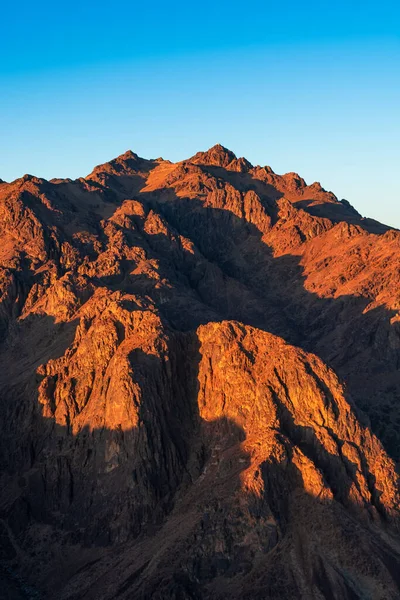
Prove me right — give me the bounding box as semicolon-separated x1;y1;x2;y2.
0;145;400;600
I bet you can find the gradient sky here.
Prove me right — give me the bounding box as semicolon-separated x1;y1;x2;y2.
1;1;399;227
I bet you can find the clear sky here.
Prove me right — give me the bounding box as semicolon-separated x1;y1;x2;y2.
1;1;399;227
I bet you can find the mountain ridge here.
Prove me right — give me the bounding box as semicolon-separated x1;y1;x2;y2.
0;145;399;599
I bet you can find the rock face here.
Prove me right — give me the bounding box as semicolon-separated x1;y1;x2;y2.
0;144;399;599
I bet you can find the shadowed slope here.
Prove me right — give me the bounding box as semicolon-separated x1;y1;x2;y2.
1;303;399;600
0;145;399;599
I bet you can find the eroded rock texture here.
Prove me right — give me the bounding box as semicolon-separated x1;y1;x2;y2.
0;145;399;599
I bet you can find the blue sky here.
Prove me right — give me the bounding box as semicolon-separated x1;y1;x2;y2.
1;1;399;227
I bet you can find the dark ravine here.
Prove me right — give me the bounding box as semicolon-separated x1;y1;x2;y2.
0;144;399;599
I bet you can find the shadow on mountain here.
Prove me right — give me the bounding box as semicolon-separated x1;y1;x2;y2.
1;311;400;599
291;198;392;234
1;161;400;598
90;182;400;461
73;186;400;462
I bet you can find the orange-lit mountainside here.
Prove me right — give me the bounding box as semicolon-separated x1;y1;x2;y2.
0;145;400;599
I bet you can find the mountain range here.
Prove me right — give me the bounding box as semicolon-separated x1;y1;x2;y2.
0;144;399;599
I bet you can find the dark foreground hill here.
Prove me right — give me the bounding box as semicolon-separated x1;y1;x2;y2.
0;145;400;599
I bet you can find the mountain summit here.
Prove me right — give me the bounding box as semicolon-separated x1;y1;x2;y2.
0;146;399;599
190;143;238;166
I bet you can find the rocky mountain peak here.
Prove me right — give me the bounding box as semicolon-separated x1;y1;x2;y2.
87;149;154;180
0;144;399;600
190;143;237;167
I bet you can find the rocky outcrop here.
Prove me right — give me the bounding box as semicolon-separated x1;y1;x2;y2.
0;145;399;599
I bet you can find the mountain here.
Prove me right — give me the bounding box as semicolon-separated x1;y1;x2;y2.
0;144;399;600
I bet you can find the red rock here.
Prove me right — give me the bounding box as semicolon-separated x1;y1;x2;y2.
0;145;399;599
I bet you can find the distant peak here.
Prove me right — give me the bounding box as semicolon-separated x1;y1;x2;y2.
117;150;140;161
211;143;234;153
87;149;154;179
190;144;237;167
16;174;45;185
